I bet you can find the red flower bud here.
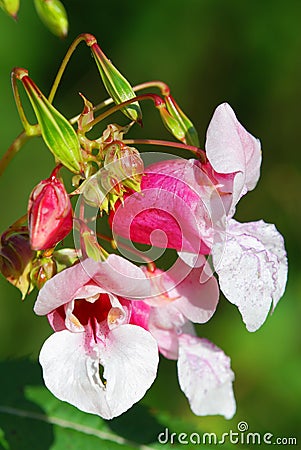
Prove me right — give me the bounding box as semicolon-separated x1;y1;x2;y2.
28;168;73;250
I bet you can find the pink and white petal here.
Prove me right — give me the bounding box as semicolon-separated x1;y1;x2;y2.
99;324;159;418
34;263;91;316
83;254;151;300
177;334;236;419
213;219;288;332
39;326;159;419
206;103;261;208
168;258;219;323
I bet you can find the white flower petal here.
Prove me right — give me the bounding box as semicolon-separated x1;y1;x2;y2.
206;103;261;213
39;326;158;419
213;219;288;331
177;334;236;419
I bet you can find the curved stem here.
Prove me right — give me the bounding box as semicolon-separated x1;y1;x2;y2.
0;131;31;176
48;34;88;104
123;138;206;162
133;80;170;96
87;93;164;130
70;80;171;124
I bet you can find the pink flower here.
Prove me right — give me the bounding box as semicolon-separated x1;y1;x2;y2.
28;169;73;250
110;103;287;331
34;254;159;419
130;259;236;419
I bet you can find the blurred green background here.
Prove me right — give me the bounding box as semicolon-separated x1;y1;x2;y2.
0;0;300;447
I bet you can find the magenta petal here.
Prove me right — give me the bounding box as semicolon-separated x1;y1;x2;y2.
110;158;223;255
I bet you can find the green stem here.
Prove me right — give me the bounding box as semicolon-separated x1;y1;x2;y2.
48;34;89;104
133;80;170;96
70;80;171;124
87;93;164;130
123;138;206;162
0;131;31;176
11;68;39;135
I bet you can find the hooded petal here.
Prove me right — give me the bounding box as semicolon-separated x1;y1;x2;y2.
206;103;261;213
39;325;159;419
82;254;151;300
34;262;92;316
34;255;151;316
177;334;236;419
213;219;288;331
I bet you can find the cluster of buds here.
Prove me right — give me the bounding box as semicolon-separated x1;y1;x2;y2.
0;31;288;424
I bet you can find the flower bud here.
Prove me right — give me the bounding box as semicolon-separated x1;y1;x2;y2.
0;0;19;19
157;103;186;142
165;95;200;147
30;256;57;290
84;34;142;123
81;229;108;262
15;68;83;174
0;226;35;299
104;141;144;192
28;169;73;250
81;172;109;213
34;0;68;38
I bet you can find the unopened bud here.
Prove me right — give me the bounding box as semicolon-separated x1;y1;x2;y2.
81;229;108;262
14;68;83;174
34;0;68;38
28;168;73;250
0;226;35;299
81;173;109;213
30;256;57;290
165;95;200;147
0;0;19;19
157;103;186;142
104;141;143;191
84;34;142;123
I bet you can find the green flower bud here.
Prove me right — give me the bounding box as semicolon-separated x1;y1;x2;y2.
30;256;57;290
84;34;142;123
81;229;108;262
157;103;186;142
34;0;68;38
15;68;83;174
0;0;19;19
52;248;78;271
165;95;200;147
104;141;143;191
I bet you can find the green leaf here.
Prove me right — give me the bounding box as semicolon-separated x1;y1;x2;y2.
0;359;238;450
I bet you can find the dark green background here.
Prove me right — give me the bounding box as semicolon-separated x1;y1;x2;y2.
0;0;300;447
